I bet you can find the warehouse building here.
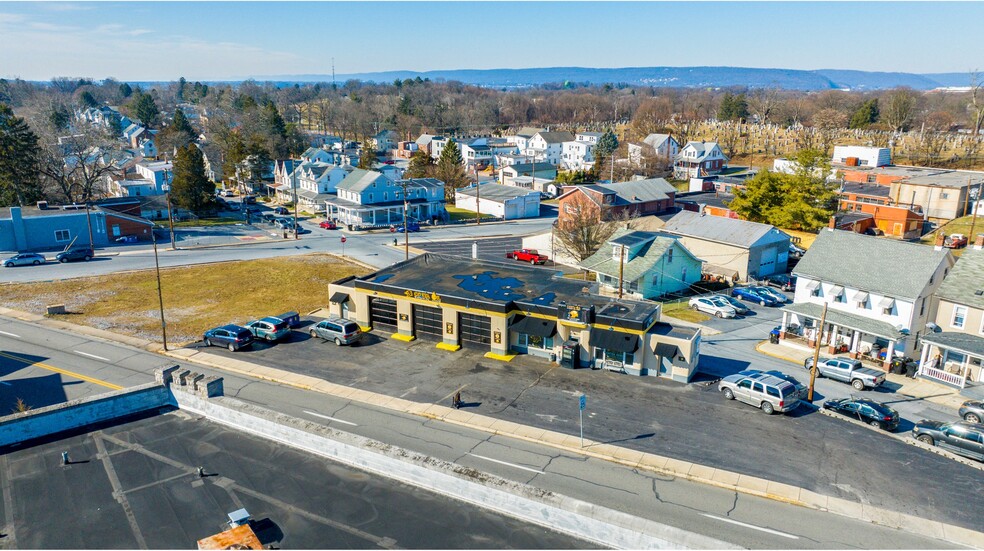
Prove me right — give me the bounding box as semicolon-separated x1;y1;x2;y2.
328;254;701;382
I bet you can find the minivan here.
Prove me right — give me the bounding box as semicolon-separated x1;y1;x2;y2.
719;372;800;414
310;317;362;345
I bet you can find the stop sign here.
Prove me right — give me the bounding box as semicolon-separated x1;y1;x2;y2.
340;236;347;243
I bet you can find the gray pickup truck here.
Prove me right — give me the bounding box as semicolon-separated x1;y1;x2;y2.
804;357;885;391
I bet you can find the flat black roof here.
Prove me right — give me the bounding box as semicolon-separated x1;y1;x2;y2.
354;253;658;325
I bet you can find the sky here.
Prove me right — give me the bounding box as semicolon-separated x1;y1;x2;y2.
1;2;982;81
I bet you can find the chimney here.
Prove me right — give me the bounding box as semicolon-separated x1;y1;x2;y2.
828;216;836;231
934;232;946;250
974;234;984;250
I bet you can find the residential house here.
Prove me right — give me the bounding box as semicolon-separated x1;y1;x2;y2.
836;182;924;239
137;137;157;158
507;176;558;197
326;169;446;228
108;160;172;198
454;183;541;220
526;131;575;165
561;140;595;170
0;204;154;250
278;163;353;212
499;162;558;186
918;238;984;387
396;141;418;159
675;191;739;219
579;229;703;300
506;127;546;152
628;134;679;167
832;145;892;168
306;133;341;149
372;130;400;151
780;227;954;365
415;134;442;156
575;132;603;144
660;210;790;281
673;141;729;179
556;178;677;225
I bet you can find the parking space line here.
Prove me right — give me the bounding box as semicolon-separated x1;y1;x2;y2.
74;350;111;362
0;351;122;390
467;453;543;474
0;330;21;338
700;513;799;539
303;410;357;426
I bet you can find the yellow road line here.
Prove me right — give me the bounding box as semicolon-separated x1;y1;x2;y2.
0;351;122;390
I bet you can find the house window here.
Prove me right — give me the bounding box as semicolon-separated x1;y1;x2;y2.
811;287;822;298
834;291;846;303
667;249;673;263
952;306;967;329
54;229;70;242
651;274;659;285
518;333;553;350
882;306;892;315
920;297;926;316
940;192;949;199
112;225;121;237
681;267;687;280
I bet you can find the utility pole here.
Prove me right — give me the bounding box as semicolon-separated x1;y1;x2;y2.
807;302;828;403
398;179;410;260
969;181;983;239
474;164;481;226
163;166;176;250
617;244;625;299
84;202;95;249
292;165;299;240
151;229;168;351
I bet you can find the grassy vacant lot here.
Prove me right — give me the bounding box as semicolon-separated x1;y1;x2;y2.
920;215;983;257
0;254;368;346
173;217;243;227
660;300;711;323
445;205;480;221
784;229;817;249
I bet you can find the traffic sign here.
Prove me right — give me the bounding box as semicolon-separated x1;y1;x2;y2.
579;395;586;411
340;236;347;243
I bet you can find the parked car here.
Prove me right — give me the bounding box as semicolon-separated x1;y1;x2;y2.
116;235;137;243
688;296;737;318
751;285;789;304
221;189;236;197
3;253;46;267
737;369;807;401
959;400;984;424
789;243;806;258
275;219;294;229
383;160;395;165
244;195;257;205
310;317;363;346
261;213;276;223
732;287;777;307
912;420;984;462
764;274;796;292
55;247;94;263
804;357;885;391
244;316;292;342
823;398;899;431
719;372;801;415
274;206;290;215
396;220;420;233
319;220;337;230
506;248;549;265
944;233;969;249
203;324;254;351
721;295;750;315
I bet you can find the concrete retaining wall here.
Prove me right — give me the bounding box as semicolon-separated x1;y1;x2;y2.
172;388;734;550
0;383;172;448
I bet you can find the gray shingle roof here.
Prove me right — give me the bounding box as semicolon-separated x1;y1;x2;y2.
792;229;952;301
782;302;905;341
661;210;788;249
588;178;677;204
337;169;386;192
920;331;984;357
642;133;673;149
578;229;691;282
455;183;538;202
935;248;984;310
535;131;575;144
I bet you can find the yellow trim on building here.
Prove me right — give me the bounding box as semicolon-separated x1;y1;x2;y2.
390;333;416;342
365;288;508;318
436;342;462;352
484;351;517;362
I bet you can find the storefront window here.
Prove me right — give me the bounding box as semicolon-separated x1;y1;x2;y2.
519;333;553;350
595;348;634;365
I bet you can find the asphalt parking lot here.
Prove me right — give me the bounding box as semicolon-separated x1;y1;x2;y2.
0;410;591;549
191;317;984;531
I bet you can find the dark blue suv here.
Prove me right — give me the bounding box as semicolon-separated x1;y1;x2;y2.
203;324;254;351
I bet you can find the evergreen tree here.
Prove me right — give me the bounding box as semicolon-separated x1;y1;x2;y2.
78;90;98;108
358;137;376;169
436;138;468;201
260;102;289;158
0;103;42;207
593;129;619;180
157;108;197;153
718;92;750;122
128;91;159;127
405;148;434;178
119;82;132;98
170;144;215;215
848;99;880;129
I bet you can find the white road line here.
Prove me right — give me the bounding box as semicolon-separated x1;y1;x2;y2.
467;453;543;474
700;514;799;540
74;351;111;362
0;330;21;338
303;410;357;426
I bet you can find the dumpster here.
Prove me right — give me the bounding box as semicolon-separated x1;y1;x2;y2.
276;311;301;328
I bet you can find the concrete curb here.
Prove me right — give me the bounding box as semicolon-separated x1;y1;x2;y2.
2;308;981;547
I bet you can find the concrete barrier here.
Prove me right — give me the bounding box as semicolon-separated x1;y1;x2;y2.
171;383;735;550
0;383;173;448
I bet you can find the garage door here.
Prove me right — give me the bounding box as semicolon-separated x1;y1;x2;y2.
369;298;398;331
757;246;778;277
413;304;443;340
459;312;491;348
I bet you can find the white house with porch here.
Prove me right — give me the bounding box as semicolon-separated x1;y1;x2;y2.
781;229;953;368
918;239;984;388
325;169;446;229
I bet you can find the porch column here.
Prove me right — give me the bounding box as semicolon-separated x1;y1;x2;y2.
883;340;896;370
850;330;861;357
827;324;839;354
779;311;789;339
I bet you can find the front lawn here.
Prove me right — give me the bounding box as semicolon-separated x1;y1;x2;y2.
661;300;711;323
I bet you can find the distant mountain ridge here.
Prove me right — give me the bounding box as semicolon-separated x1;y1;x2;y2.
257;66;973;91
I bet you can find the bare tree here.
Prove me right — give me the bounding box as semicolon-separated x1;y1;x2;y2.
748;87;782;124
970;71;984;136
882;88;918;132
555;193;634;262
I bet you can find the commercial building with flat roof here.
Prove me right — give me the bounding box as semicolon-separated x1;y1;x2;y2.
328;254;701;381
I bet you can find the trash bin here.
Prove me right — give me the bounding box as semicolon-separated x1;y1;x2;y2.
769;326;780;344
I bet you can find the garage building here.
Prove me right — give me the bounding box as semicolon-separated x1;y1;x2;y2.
454;183;541;220
328;253;701;382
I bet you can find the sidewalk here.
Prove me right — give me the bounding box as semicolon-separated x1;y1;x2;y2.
756;340;971;411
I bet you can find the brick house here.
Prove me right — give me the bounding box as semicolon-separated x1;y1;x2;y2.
556;178;677;225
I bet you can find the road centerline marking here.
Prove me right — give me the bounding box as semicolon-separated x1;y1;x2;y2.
700;513;799;539
0;330;21;338
467;453;543;474
74;350;111;362
0;351;121;390
303;410;357;426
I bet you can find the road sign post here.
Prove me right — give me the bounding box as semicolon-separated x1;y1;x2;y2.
578;394;586;448
341;235;347;257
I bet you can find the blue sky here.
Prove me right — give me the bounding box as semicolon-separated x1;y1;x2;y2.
0;2;981;81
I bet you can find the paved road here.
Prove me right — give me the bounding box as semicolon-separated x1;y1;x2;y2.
0;216;557;283
0;316;963;549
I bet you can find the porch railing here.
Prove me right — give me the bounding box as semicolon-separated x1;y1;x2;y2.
918;365;967;388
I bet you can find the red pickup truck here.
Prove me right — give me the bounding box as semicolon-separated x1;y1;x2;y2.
506;249;549;265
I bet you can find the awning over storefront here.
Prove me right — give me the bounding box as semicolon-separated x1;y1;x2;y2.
510;315;557;338
329;291;350;303
654;342;680;359
589;328;640;353
782;302;905;341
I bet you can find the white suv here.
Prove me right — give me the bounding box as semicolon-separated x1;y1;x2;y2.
688;296;737;318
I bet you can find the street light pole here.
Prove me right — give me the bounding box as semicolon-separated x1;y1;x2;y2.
403;187;409;260
151;229;168;351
